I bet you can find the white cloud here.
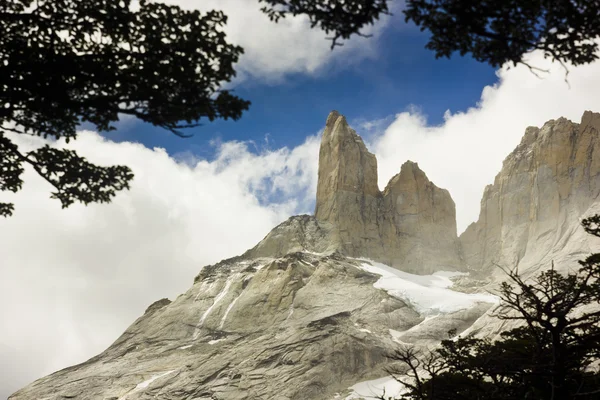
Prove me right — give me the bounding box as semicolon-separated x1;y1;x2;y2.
0;131;319;398
369;55;600;233
162;0;401;83
3;45;600;399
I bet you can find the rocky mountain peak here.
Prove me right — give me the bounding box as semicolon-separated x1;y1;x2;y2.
11;110;600;400
383;160;457;234
582;109;600;128
313;111;463;274
384;161;437;195
315;110;379;223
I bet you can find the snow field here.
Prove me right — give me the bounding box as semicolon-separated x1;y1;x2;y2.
358;261;498;315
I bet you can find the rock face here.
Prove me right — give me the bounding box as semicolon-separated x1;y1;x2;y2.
10;253;494;400
10;110;600;400
314;111;382;259
460;111;600;277
243;215;332;259
315;111;463;274
379;161;462;273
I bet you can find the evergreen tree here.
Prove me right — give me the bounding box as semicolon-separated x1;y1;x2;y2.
385;215;600;400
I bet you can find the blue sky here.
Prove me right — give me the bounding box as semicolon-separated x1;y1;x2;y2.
106;22;498;158
5;3;600;399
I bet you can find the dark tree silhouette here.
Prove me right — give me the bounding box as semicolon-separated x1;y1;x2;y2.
0;0;251;216
3;0;600;216
259;0;391;48
0;0;389;216
403;0;600;73
382;216;600;400
264;1;600;70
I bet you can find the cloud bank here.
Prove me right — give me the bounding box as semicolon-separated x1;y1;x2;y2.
164;0;400;83
0;132;319;398
371;52;600;233
3;50;600;398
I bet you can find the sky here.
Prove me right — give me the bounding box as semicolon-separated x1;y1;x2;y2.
2;1;600;398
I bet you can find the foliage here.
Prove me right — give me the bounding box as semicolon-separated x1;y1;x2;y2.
0;0;391;216
261;1;600;69
0;0;249;216
259;0;391;48
404;0;600;71
3;0;600;216
383;215;600;400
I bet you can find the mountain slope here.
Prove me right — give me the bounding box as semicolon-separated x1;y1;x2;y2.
10;110;600;400
10;253;494;400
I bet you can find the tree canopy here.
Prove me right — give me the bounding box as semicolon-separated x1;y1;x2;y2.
0;0;388;216
0;0;251;216
2;0;600;215
404;0;600;70
384;215;600;400
264;0;600;69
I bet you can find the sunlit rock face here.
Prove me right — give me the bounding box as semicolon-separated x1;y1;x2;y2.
245;111;464;275
314;111;463;274
9;253;495;400
10;111;600;400
460;111;600;278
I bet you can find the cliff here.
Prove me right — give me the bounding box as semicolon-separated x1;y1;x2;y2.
460;111;600;277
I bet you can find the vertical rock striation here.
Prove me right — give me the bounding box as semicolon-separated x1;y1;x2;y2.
380;161;462;273
314;111;384;261
314;111;464;274
460;111;600;276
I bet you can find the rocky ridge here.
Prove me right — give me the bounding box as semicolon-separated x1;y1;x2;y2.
10;110;600;400
264;111;463;274
460;111;600;278
10;253;494;400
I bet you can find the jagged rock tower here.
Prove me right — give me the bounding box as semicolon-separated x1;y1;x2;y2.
246;111;463;274
10;110;600;400
314;110;463;273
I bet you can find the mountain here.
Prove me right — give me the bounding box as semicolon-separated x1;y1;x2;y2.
314;111;463;274
460;111;600;278
10;111;600;400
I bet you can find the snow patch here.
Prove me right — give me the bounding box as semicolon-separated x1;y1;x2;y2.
193;277;234;339
345;376;404;399
252;263;267;272
358;328;372;333
117;370;176;400
194;280;216;302
285;304;295;321
208;338;226;345
388;329;412;345
178;345;192;350
219;290;243;330
358;261;498;315
298;258;315;267
135;370;176;389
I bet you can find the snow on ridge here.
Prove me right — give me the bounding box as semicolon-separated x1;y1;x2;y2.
357;260;498;315
117;370;176;400
193;277;235;339
345;376;405;399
